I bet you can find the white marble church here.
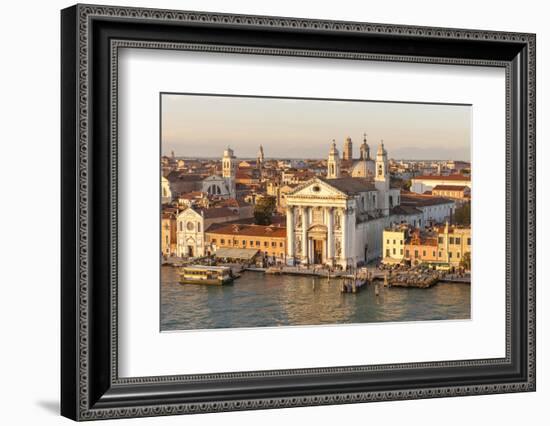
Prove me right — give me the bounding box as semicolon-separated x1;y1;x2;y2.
201;147;237;198
285;140;413;268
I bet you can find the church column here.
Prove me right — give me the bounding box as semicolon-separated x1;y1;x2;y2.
326;207;334;264
341;207;348;267
301;206;309;264
286;206;295;261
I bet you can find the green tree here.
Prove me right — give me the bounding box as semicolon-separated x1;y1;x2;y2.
454;202;471;226
460;251;471;271
253;196;276;225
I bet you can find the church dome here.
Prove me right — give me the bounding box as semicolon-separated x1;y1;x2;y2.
350;159;375;178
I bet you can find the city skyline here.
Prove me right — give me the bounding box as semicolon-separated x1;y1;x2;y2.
162;94;471;161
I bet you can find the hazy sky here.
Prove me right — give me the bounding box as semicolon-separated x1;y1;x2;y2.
161;94;471;161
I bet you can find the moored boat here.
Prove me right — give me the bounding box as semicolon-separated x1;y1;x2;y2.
178;265;234;285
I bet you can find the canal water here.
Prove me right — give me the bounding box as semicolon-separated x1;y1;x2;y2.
160;267;471;331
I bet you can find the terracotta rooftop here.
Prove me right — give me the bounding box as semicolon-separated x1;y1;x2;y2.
165;171;205;182
412;174;471;181
319;177;375;195
432;185;469;191
178;191;205;199
391;205;423;216
206;223;287;238
401;194;455;207
200;207;240;219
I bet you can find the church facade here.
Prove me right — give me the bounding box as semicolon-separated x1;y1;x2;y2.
285;140;414;268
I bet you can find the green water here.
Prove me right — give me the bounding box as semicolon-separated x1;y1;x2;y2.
160;268;470;331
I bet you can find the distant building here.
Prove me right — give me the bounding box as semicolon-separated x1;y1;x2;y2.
410;174;471;194
432;185;470;200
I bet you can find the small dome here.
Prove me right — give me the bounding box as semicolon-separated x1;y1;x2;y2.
351;159;375;177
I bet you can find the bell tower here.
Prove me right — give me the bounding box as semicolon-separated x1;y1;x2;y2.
327;140;341;179
375;141;390;215
343;136;353;161
222;147;236;179
222;147;237;198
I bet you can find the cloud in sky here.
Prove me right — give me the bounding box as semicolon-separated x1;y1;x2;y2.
162;94;471;161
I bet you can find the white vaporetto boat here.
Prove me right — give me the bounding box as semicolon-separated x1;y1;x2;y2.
178;265;234;286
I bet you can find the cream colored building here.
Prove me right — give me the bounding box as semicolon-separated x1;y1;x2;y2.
411;174;471;194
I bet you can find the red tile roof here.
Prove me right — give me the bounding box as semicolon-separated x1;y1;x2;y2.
206;223;287;238
200;207;239;219
432;185;469;191
413;174;470;181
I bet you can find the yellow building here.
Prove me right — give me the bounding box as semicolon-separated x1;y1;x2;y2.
382;223;471;269
436;223;471;267
205;223;287;261
382;228;407;262
161;210;177;256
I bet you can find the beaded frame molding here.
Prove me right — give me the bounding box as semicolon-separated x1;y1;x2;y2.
61;4;536;421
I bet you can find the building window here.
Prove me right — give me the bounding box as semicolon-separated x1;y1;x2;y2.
449;252;452;258
439;251;442;258
405;250;410;257
455;237;461;244
432;251;436;257
256;241;260;247
279;242;283;247
393;239;396;245
400;240;403;245
386;249;390;257
220;239;225;244
438;237;443;244
242;240;246;246
386;239;390;244
264;241;268;247
179;222;183;232
449;237;454;244
250;240;253;246
457;252;461;258
393;248;396;255
414;250;419;258
212;239;217;244
422;250;426;257
271;242;276;247
197;223;201;232
467;238;471;245
400;249;403;255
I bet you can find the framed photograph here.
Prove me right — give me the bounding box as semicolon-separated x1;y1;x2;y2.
61;4;536;421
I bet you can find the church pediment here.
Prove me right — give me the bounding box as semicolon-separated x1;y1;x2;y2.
287;178;347;198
